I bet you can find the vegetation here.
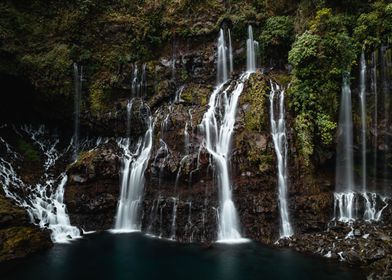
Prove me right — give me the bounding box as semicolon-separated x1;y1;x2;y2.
259;16;295;64
1;0;392;168
17;140;40;162
288;8;356;166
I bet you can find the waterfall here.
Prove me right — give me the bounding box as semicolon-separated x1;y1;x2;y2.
174;85;185;104
161;105;173;138
333;55;390;223
371;51;378;189
269;82;293;238
132;64;139;97
73;63;82;160
38;174;81;242
217;29;229;84
359;51;367;193
131;63;147;98
170;197;178;240
201;72;250;243
336;73;355;193
197;28;260;242
380;46;391;193
334;73;355;221
184;122;190;155
141;63;147;99
126;99;134;138
114;116;154;232
228;29;234;74
0;126;80;243
246;25;258;72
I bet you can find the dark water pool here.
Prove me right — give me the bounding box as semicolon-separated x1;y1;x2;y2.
0;232;365;280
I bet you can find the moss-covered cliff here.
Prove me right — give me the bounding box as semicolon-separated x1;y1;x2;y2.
1;0;392;278
2;0;391;168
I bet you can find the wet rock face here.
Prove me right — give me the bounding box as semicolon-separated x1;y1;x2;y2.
64;72;335;244
64;140;122;231
292;192;333;233
141;179;219;243
81;99;148;138
0;193;52;262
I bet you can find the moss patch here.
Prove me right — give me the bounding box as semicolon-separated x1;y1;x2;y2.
243;72;269;132
17;140;40;163
0;226;52;262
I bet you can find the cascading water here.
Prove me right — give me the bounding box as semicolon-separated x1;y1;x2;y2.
141;63;147;99
201;73;251;242
174;85;185;104
131;63;147;98
132;64;139;97
126;99;134;138
114;114;154;232
246;25;259;72
359;51;367;192
228;29;234;74
217;29;229;84
0;126;80;243
199;27;259;242
170;197;178;240
371;51;378;190
332;54;390;223
334;73;355;222
269;82;293;238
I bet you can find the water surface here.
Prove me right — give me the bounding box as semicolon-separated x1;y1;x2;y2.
0;233;364;280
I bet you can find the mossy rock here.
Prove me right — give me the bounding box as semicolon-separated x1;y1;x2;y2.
181;83;211;106
17;139;40;163
0;193;52;263
235;73;273;175
0;226;52;262
242;72;269;132
0;193;29;228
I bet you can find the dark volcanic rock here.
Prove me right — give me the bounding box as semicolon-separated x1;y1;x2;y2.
0;192;52;263
64;140;121;231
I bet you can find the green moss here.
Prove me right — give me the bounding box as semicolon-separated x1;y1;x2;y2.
243;73;268;132
17;140;40;162
67;149;98;171
90;81;110;115
294;114;314;167
249;147;274;174
235;74;273;174
181;84;210;106
259;16;295;63
0;226;51;262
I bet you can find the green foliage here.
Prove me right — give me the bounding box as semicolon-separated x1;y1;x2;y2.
260;16;294;62
20;44;72;94
288;8;355;166
354;1;392;49
17;140;39;162
294;114;314;167
90;81;110;114
316;113;337;145
288;31;321;75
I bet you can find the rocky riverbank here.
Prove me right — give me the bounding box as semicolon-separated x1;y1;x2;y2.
277;210;392;279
